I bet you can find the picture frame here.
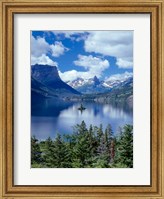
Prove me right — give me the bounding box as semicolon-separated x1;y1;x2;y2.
0;0;163;198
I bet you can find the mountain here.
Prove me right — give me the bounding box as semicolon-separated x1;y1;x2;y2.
105;76;133;90
31;78;75;116
93;76;100;86
31;64;80;96
31;77;58;102
67;75;133;94
80;77;133;108
67;76;106;94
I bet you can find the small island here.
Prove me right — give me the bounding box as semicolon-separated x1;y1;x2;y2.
78;104;86;111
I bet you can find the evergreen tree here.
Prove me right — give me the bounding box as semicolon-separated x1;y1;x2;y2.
73;120;88;135
105;124;112;146
104;124;114;162
51;134;71;168
88;124;97;155
43;137;54;167
31;136;42;165
96;133;110;167
113;125;133;168
31;123;133;169
72;121;95;167
97;124;103;142
109;139;115;163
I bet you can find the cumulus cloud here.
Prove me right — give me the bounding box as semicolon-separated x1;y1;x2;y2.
31;36;68;57
116;58;133;68
106;71;133;82
31;54;58;66
31;36;68;66
51;31;88;41
51;31;84;37
59;70;79;82
51;41;69;57
74;54;109;70
59;70;92;82
59;54;110;82
84;31;133;68
31;36;50;57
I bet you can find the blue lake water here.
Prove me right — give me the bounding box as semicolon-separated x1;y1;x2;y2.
31;100;133;140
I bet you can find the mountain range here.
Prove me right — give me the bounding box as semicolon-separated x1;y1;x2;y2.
67;74;133;94
31;64;133;107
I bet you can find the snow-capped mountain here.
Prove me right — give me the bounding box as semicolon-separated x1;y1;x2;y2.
67;73;133;94
68;76;100;88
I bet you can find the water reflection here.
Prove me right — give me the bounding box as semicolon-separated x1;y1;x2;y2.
31;101;133;140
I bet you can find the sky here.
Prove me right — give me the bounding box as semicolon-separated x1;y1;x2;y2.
31;31;133;82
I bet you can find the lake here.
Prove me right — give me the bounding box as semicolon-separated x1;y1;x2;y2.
31;99;133;140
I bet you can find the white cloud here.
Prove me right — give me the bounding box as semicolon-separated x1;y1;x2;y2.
59;54;110;82
31;36;68;66
84;31;133;68
50;41;69;57
116;58;133;68
46;31;133;68
106;71;133;82
31;54;57;66
51;31;88;41
59;70;79;82
59;70;92;82
31;36;68;58
74;54;109;70
31;36;50;57
52;31;84;37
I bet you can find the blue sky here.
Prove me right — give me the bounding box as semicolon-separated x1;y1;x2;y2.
31;31;133;82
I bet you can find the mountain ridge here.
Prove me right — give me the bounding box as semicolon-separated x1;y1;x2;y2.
31;64;133;108
31;64;81;96
67;74;133;94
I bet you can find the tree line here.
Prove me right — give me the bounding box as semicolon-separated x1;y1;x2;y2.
31;121;133;168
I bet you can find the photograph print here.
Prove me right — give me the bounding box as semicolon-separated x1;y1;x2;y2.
31;31;133;168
